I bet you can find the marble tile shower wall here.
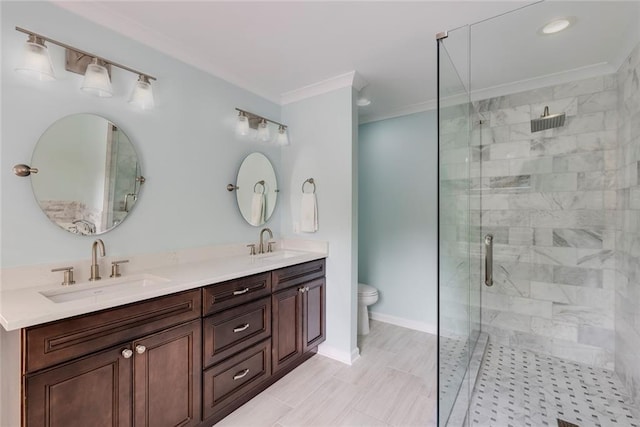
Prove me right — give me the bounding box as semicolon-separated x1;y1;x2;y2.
615;42;640;403
466;74;620;369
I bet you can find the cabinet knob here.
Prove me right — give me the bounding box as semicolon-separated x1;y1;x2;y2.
298;287;305;294
122;349;133;359
135;345;146;354
305;286;310;292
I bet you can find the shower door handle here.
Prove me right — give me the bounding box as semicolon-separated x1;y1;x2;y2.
484;234;493;287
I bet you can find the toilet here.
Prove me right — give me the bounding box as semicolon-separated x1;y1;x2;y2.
357;283;379;335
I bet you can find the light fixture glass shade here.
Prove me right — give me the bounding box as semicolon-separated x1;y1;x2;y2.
15;37;55;81
257;119;270;142
277;125;289;146
128;75;154;109
236;111;250;137
81;58;113;97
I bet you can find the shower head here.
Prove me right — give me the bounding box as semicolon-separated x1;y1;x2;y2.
531;106;565;133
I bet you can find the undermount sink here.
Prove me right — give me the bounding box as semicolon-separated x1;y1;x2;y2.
40;274;171;303
255;250;301;260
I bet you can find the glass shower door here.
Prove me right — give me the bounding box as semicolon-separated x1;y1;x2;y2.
437;26;479;427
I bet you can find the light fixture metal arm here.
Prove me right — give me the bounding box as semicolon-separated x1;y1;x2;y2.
235;108;286;129
15;26;156;81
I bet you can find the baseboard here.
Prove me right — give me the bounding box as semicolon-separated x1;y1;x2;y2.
317;343;359;365
369;311;437;335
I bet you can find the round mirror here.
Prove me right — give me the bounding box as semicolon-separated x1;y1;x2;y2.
30;114;143;235
235;153;278;226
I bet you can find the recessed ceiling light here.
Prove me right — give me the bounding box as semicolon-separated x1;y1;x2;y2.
357;97;371;107
541;18;572;35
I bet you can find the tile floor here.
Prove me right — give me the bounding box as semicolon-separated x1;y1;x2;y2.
469;344;640;427
216;320;438;427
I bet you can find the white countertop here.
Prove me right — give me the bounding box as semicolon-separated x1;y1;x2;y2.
0;249;326;331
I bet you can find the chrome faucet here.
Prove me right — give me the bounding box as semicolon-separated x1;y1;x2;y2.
89;239;106;281
259;228;274;254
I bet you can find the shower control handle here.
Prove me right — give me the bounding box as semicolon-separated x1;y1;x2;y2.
485;234;493;287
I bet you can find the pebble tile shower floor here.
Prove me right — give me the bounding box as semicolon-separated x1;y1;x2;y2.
470;344;640;427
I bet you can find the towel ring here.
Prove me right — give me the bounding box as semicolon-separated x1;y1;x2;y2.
302;178;316;194
254;180;265;194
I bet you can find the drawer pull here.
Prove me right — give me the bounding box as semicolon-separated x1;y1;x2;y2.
233;368;250;380
233;287;250;296
233;323;250;333
135;345;146;354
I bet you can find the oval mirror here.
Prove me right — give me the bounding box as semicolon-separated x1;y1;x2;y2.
30;114;143;235
235;153;278;226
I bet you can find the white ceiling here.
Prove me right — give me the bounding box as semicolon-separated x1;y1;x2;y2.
54;1;639;123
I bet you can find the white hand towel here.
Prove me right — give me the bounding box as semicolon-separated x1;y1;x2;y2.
300;193;318;232
250;193;265;226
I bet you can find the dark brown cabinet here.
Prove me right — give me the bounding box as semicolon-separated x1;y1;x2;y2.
272;268;326;375
272;285;304;374
303;277;325;352
25;345;132;427
21;259;325;427
133;320;202;427
23;290;202;427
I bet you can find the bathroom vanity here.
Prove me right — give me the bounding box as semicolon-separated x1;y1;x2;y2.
7;255;326;427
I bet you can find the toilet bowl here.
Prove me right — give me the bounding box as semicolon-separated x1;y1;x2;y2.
358;283;379;335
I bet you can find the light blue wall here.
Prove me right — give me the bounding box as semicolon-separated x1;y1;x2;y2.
281;86;358;363
358;110;437;329
1;1;282;268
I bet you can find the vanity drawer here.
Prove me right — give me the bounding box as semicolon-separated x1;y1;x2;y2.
202;339;271;420
272;259;326;292
203;297;271;368
202;272;271;316
23;289;201;373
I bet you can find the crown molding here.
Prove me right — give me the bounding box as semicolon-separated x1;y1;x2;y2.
281;71;367;105
360;60;620;125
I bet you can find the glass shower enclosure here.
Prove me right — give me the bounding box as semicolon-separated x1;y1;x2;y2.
438;2;640;426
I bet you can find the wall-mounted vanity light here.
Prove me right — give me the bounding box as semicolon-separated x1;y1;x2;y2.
235;108;289;146
15;27;157;110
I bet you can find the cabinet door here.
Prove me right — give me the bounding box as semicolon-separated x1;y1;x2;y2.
303;278;326;352
25;345;132;427
132;319;202;427
271;286;303;374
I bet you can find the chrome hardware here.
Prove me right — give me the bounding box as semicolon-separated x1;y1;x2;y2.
302;178;316;194
89;239;106;281
247;244;256;256
227;184;239;192
267;241;276;253
51;266;75;286
253;180;265;194
233;323;250;333
485;234;494;287
123;193;137;212
13;164;39;177
233;368;250;380
136;176;146;184
233;287;249;296
305;286;310;292
135;345;146;354
298;287;305;294
122;349;133;359
259;227;273;254
110;260;129;278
